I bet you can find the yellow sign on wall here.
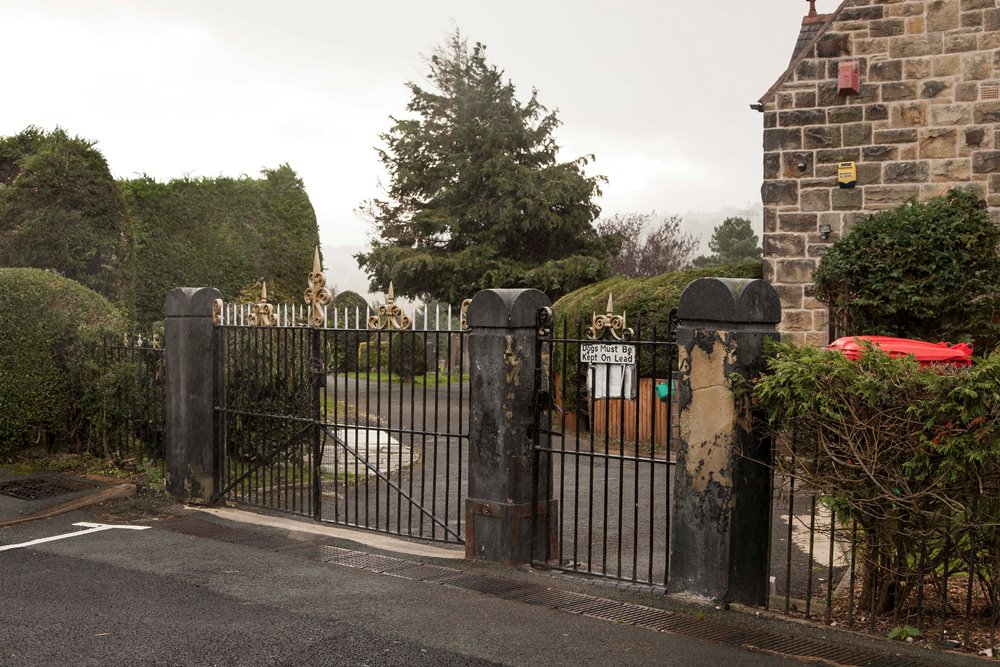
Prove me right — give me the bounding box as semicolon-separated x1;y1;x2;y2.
837;161;857;189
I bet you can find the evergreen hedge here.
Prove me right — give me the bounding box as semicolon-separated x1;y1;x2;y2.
121;165;321;327
0;268;127;460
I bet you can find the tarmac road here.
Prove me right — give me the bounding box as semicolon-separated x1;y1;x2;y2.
0;503;809;667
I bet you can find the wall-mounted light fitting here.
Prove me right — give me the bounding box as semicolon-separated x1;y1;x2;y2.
797;161;807;172
819;223;833;241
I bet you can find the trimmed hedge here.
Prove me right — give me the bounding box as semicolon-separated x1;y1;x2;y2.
552;260;763;330
121;165;321;327
0;268;126;460
0;127;136;313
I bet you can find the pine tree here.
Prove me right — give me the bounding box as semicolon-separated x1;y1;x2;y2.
357;32;609;303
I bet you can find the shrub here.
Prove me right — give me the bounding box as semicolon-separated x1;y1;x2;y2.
813;189;1000;354
0;127;136;312
388;331;427;380
752;341;1000;613
326;291;371;373
0;268;127;460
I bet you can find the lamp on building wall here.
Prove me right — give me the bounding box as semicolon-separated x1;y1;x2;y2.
819;223;833;240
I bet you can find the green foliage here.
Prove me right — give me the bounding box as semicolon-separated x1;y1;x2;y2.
887;625;922;641
325;291;371;373
551;261;762;409
357;31;610;304
553;260;763;331
753;341;1000;612
0;268;127;460
121;164;320;327
813;189;1000;353
388;332;427;380
695;216;761;266
0;127;136;312
358;339;390;372
596;212;699;278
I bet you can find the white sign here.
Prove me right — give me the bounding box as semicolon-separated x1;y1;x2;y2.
580;342;636;365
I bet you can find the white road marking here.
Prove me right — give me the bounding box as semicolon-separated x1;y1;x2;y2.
0;522;149;552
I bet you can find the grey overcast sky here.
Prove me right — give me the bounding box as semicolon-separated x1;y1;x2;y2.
2;0;843;248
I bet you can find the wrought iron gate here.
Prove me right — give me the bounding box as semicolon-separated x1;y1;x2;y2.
532;300;678;586
213;254;468;544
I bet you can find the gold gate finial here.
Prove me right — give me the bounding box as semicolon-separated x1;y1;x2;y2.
249;281;277;326
368;281;412;330
304;246;332;328
586;292;634;341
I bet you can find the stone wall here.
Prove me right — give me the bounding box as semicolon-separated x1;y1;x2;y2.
761;0;1000;345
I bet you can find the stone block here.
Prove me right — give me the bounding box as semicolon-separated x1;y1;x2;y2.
980;31;1000;50
894;101;928;126
962;10;984;28
866;103;889;121
865;185;921;207
795;59;822;81
764;207;778;233
776;259;818;284
900;145;918;160
931;158;972;181
764;112;778;129
778;213;818;233
962;0;994;10
800;178;832;189
764;128;803;151
905;16;926;34
963;52;993;79
858;162;883;185
779;109;827;127
885;161;930;182
871;19;906;37
875;128;918;144
782;152;814;178
764;233;806;259
882;81;919;101
869;60;903;81
945;33;978;54
828;106;865;124
905;58;931;79
988;173;1000;194
817;33;851;58
973;151;1000;173
782;310;814;332
795;91;818;108
933;54;962;77
777;92;795;110
920;79;952;99
854;38;890;56
927;0;961;31
930;103;972;125
919;129;958;159
817;147;861;164
804;126;842;149
831;187;863;210
842;122;873;146
890;34;943;59
863;144;899;161
955;82;979;101
800;189;831;212
841;5;884;21
817;81;843;107
965;127;986;147
764;153;781;179
921;183;952;199
762;180;799;205
773;283;804;309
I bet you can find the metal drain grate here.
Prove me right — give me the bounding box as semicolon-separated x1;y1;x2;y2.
0;477;94;501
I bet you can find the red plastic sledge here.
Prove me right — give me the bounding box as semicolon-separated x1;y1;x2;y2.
829;336;973;367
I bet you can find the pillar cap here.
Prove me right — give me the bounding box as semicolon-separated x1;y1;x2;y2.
165;287;224;318
466;289;551;329
677;278;781;325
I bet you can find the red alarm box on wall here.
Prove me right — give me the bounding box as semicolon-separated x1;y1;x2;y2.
838;61;860;96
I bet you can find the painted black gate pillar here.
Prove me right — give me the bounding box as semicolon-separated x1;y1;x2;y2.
164;287;222;503
465;289;555;564
668;278;781;605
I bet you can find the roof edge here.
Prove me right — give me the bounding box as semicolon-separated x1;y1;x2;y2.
756;1;850;108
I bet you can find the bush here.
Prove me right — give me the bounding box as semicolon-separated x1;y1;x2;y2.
752;341;1000;613
813;189;1000;354
325;291;371;373
0;127;136;312
121;165;321;327
0;268;127;460
388;332;427;380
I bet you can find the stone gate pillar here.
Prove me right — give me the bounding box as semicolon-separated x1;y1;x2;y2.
164;287;222;503
465;288;555;564
668;278;781;605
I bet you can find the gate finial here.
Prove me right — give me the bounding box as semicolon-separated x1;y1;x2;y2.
586;292;633;341
249;281;277;326
304;246;332;328
368;281;412;330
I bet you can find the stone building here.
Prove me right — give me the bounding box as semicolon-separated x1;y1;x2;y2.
757;0;1000;345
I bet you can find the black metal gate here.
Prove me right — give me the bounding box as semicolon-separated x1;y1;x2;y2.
532;304;678;586
213;289;468;545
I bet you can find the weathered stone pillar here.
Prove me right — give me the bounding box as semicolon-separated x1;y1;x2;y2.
164;287;222;503
668;278;781;605
465;289;556;564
